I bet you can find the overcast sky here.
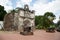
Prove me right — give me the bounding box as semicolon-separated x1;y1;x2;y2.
0;0;60;23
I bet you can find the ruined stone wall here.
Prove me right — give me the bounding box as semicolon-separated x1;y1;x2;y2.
14;13;18;30
3;5;35;32
4;13;14;31
18;7;35;32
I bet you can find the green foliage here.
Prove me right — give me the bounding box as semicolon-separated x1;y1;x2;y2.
35;16;44;25
35;12;56;29
36;25;44;29
35;16;44;29
0;5;7;21
44;12;56;29
44;12;55;17
11;9;16;13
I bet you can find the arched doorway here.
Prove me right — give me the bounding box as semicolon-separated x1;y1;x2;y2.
23;20;31;32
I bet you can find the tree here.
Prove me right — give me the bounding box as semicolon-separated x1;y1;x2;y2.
15;7;20;12
44;12;55;21
43;12;56;29
0;5;7;21
35;12;56;29
35;16;44;29
10;9;15;13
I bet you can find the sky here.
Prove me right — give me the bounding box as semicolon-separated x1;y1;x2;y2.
0;0;60;23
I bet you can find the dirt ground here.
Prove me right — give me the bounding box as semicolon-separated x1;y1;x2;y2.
0;30;60;40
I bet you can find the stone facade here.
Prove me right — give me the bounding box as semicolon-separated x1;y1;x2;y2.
4;13;15;31
4;5;35;34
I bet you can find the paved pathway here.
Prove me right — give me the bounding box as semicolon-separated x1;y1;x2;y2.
0;30;60;40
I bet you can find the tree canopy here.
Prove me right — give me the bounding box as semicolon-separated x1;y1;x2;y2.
0;5;7;21
43;12;56;29
35;12;56;29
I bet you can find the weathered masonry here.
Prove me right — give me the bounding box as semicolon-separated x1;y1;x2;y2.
4;5;35;35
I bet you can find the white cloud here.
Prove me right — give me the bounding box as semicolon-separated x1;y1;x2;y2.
21;0;32;4
16;0;32;7
0;0;13;13
16;1;23;8
30;0;60;15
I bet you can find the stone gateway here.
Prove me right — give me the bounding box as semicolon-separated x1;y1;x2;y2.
4;5;35;35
